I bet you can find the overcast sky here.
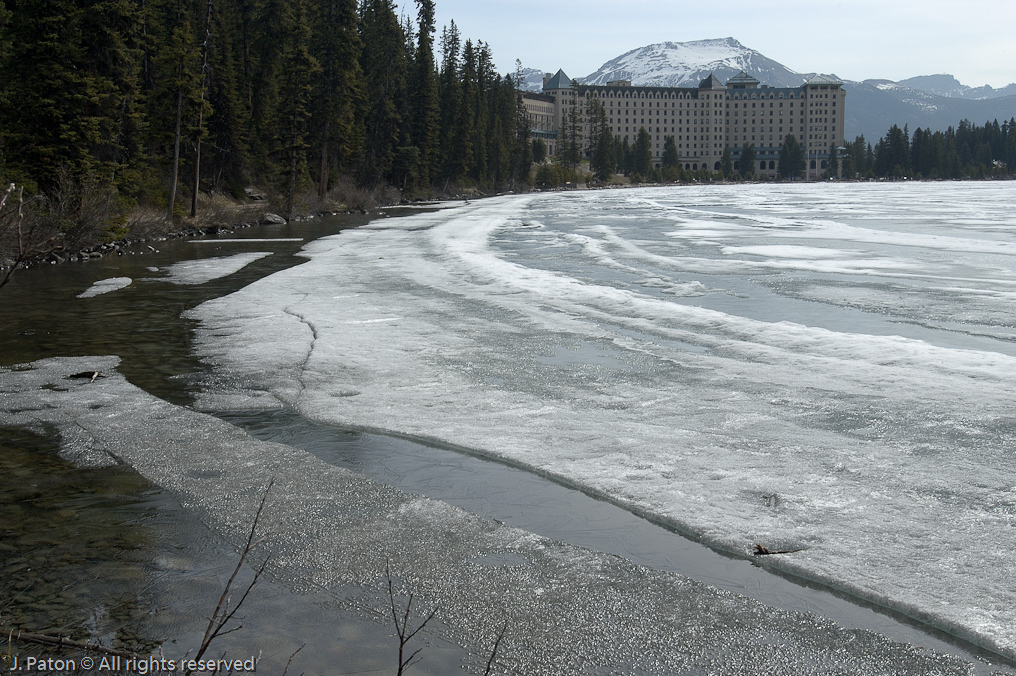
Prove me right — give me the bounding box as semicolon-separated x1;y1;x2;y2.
394;0;1016;88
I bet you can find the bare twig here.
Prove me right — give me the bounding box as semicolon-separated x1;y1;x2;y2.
184;480;274;676
386;558;438;676
0;183;60;292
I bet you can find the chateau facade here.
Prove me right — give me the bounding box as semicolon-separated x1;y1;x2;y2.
522;69;845;179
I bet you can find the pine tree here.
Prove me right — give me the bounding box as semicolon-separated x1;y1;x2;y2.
190;0;215;218
1;0;145;191
739;144;756;179
248;0;289;170
203;0;250;196
358;0;406;186
509;69;532;188
778;135;804;179
436;22;461;180
827;142;839;179
588;98;613;182
561;106;582;169
310;0;362;198
532;139;546;164
633;127;651;178
275;0;319;216
408;0;438;186
720;146;733;179
154;19;202;218
661;136;678;168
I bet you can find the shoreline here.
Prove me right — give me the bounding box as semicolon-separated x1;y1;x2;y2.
7;173;1014;277
2;356;1007;675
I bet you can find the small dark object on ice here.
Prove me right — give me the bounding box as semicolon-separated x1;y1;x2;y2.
752;542;803;556
69;371;104;383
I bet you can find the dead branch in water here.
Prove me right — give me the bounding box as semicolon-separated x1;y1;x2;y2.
386;558;438;675
184;480;274;676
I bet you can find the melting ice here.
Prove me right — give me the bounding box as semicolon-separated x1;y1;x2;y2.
189;181;1016;656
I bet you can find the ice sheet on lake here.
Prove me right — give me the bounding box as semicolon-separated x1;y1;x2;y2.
188;182;1016;658
77;277;132;298
156;252;272;284
2;356;982;674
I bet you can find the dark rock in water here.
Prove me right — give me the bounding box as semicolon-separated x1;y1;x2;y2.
261;212;287;225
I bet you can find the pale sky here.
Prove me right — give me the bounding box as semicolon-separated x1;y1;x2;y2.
395;0;1016;88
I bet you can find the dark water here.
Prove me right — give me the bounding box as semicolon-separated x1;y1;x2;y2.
0;212;1013;673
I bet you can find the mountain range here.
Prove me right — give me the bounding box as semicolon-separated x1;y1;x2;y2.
521;38;1016;143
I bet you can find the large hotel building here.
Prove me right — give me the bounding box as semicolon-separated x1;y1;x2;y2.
523;69;845;179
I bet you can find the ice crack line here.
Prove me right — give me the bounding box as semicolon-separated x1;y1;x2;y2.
282;301;318;403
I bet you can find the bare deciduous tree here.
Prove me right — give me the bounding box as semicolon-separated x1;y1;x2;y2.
0;183;56;292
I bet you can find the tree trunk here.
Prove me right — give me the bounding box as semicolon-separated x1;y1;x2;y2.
190;0;212;219
286;101;299;219
190;131;202;218
167;84;184;220
318;118;329;200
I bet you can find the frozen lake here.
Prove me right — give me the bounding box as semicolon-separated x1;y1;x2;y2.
190;181;1016;659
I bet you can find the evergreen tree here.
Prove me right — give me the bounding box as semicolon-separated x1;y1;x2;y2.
778;135;804;179
275;0;319;216
153;19;203;217
190;0;215;217
1;0;145;191
720;146;733;179
358;0;406;186
437;21;461;180
561;106;582;169
531;139;546;164
588;98;613;182
204;0;250;196
248;0;289;169
633;127;651;177
509;70;532;188
827;143;839;178
661;136;678;169
739;144;756;179
310;0;362;198
408;0;438;185
874;124;910;178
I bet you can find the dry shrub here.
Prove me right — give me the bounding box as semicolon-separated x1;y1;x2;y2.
327;176;377;211
0;170;127;268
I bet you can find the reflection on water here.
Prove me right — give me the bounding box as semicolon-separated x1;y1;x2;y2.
0;215;373;405
0;427;160;651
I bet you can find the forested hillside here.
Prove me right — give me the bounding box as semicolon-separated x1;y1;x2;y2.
842;119;1016;180
0;0;532;218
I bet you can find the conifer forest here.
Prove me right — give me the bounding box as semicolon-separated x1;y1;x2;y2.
0;0;532;222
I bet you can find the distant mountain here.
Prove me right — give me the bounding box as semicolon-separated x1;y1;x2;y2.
579;38;809;89
846;80;1016;142
519;67;547;93
898;74;1016;101
525;38;1016;142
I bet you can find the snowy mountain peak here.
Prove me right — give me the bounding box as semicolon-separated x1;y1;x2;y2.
580;38;807;89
